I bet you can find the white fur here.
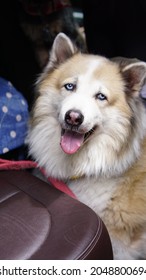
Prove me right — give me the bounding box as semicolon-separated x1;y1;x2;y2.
28;35;146;259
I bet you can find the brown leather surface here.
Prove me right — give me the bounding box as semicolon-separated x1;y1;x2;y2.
0;170;113;259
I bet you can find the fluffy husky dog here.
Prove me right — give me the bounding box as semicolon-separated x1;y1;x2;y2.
28;33;146;259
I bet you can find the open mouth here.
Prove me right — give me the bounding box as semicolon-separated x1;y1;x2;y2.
60;126;97;154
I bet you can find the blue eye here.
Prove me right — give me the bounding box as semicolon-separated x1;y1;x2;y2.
95;92;107;101
64;83;76;91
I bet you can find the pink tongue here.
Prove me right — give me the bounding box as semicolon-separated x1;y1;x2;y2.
60;130;84;154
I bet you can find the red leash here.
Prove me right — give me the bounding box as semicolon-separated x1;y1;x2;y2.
0;158;76;199
0;158;37;170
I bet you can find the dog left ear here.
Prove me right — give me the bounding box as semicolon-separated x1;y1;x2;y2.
122;62;146;96
49;33;77;67
112;57;146;97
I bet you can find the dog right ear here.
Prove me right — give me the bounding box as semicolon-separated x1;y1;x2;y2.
47;33;77;68
36;33;77;84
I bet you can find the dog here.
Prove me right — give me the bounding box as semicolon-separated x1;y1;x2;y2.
18;0;86;68
28;33;146;259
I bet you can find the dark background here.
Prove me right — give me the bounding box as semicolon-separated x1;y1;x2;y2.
0;0;146;110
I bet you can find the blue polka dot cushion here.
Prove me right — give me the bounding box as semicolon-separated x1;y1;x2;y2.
0;77;29;154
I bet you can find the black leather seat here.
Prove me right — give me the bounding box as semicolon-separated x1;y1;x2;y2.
0;170;113;259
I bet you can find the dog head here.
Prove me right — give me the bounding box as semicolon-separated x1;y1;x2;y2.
29;33;146;178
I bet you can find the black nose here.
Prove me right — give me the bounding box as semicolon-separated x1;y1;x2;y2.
65;110;84;126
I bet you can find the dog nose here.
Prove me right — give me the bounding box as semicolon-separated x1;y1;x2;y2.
65;110;84;126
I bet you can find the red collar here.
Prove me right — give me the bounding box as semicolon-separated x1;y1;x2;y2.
19;0;71;16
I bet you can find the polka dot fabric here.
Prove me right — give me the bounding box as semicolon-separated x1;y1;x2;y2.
0;77;29;154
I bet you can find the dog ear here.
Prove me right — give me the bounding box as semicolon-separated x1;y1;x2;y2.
48;32;77;67
122;62;146;97
112;57;146;97
36;33;77;84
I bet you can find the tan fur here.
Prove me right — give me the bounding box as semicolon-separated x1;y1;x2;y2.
28;33;146;259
